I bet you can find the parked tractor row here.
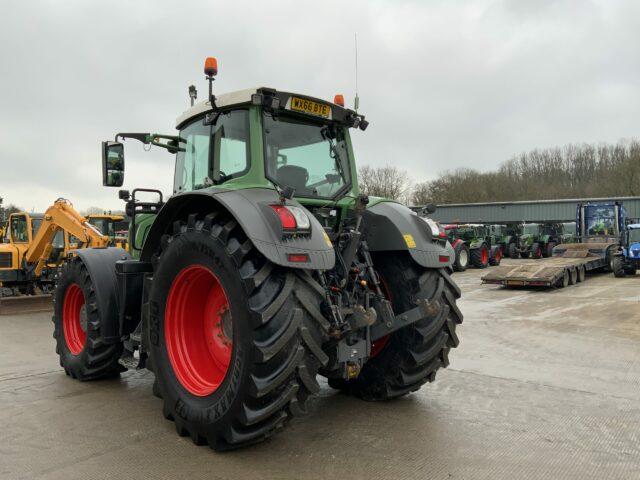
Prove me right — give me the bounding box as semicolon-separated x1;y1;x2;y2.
444;221;577;271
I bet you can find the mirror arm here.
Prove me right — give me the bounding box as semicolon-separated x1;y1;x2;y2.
115;132;152;144
115;133;184;153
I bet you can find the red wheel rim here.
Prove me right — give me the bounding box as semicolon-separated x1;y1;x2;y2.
370;276;392;358
481;247;488;265
62;283;86;355
165;265;232;397
496;249;502;262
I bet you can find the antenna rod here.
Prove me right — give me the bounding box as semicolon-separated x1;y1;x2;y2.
354;32;360;112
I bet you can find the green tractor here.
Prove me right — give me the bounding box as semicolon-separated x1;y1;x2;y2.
490;224;520;259
446;224;502;269
559;222;576;245
514;223;561;259
51;58;463;451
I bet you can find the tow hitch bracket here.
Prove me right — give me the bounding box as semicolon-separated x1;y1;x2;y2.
370;299;439;341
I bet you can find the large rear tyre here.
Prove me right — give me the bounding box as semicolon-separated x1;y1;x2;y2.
332;254;462;401
453;242;470;272
508;242;518;259
53;258;124;380
471;244;489;268
148;213;327;451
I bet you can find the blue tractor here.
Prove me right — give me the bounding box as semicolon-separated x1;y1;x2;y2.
612;223;640;277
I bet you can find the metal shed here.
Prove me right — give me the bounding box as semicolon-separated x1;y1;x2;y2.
428;196;640;224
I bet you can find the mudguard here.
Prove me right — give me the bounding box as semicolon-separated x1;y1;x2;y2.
140;187;335;270
362;201;454;268
75;247;130;344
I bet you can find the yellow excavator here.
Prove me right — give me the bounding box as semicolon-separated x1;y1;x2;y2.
0;199;109;297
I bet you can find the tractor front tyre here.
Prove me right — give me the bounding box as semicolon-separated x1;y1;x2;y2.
148;213;327;451
453;243;470;272
471;244;490;268
531;243;543;259
489;246;502;266
333;254;462;401
544;242;556;258
508;243;518;259
612;255;626;278
53;258;124;380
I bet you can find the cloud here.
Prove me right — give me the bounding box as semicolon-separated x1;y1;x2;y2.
0;0;639;211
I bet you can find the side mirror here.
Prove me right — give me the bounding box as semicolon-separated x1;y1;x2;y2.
102;141;125;187
424;203;437;215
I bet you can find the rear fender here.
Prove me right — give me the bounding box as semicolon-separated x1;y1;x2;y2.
75;247;130;344
451;238;464;249
362;201;453;268
140;188;335;270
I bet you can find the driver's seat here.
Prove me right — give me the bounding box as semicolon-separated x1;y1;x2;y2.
276;165;309;195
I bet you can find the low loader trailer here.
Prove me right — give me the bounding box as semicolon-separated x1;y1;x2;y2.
481;243;611;288
481;201;625;289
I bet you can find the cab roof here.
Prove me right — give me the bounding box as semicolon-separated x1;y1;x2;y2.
175;87;361;129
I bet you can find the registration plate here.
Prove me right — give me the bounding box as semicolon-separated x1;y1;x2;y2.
290;97;331;118
506;280;525;286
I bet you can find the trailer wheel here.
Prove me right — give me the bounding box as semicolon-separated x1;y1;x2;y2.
544;242;556;258
568;268;578;285
148;213;327;451
508;243;518;259
556;270;569;288
53;258;124;380
577;266;586;282
471;244;490;268
332;254;462;401
612;255;626;278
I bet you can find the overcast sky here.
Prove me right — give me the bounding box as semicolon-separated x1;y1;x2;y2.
1;0;639;212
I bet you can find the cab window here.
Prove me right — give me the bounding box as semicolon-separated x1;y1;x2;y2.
174;121;210;193
173;110;250;193
212;110;250;182
10;215;28;243
31;218;42;239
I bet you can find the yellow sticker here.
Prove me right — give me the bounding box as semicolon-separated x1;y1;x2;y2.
322;231;333;247
403;234;416;249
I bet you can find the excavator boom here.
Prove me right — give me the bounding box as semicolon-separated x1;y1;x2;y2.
25;199;109;277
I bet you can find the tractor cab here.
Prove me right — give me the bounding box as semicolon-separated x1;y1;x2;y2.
103;80;369;253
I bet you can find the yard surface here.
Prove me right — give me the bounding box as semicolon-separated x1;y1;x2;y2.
1;260;639;479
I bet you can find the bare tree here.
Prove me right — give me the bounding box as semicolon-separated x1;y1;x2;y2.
358;165;411;203
81;206;105;216
413;140;640;204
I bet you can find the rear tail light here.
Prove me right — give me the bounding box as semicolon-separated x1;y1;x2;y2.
270;205;311;231
288;253;310;263
439;255;450;263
